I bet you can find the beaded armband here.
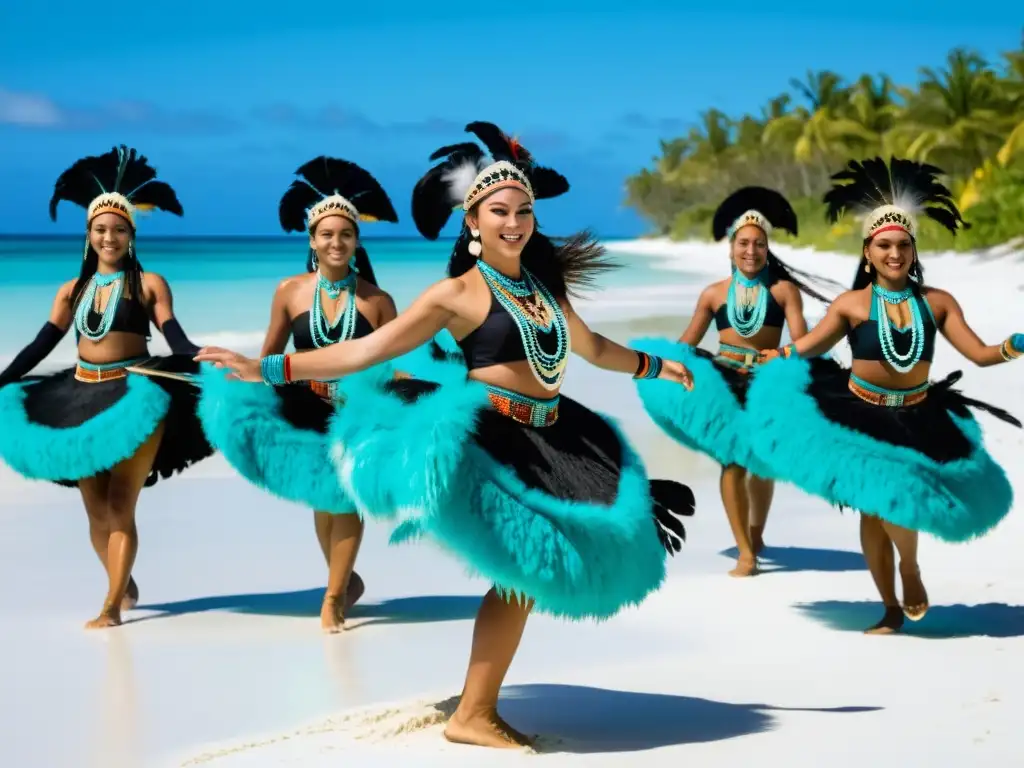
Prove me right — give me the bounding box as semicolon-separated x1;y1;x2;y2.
1000;335;1023;362
634;351;664;380
261;354;291;385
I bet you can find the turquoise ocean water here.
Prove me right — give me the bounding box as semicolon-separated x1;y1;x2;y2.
0;236;700;366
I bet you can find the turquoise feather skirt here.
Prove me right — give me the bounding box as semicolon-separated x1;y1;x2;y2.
194;337;467;513
743;356;1018;543
327;370;695;621
0;355;212;487
631;337;766;470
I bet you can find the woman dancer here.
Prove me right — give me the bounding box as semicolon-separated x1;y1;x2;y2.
196;156;400;632
196;121;697;748
745;157;1022;634
0;145;211;628
633;188;841;576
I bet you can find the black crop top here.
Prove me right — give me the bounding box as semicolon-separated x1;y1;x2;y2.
76;295;151;339
456;291;560;369
847;291;936;363
714;285;785;332
291;308;373;351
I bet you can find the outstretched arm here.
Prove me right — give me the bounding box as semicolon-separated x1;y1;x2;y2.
147;274;200;356
930;289;1022;367
678;286;715;345
0;282;73;386
765;294;850;360
562;299;693;388
197;279;460;382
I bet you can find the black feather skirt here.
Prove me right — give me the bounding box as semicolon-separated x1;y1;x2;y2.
0;355;212;488
744;355;1019;542
327;369;696;620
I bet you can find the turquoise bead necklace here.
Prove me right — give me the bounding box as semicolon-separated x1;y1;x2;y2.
74;270;125;341
726;266;769;338
309;269;358;348
477;260;569;390
872;283;925;373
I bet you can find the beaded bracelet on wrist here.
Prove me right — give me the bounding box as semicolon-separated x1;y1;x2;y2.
261;354;291;385
634;351;664;380
1000;338;1022;362
777;343;798;359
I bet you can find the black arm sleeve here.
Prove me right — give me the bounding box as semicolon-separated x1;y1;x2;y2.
0;322;67;387
160;318;200;356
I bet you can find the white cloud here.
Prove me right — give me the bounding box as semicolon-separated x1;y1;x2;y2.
0;87;64;126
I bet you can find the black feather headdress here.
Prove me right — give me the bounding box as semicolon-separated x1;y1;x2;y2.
278;156;398;233
49;145;183;227
712;186;798;241
823;156;968;240
411;121;570;240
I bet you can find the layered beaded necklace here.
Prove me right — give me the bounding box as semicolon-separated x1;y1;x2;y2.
309;270;358;348
477;260;569;390
872;283;925;373
74;270;125;341
726;267;769;338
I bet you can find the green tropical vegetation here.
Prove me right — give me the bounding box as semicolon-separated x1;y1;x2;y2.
624;37;1024;252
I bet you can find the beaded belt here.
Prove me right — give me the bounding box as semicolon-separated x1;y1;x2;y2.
486;384;559;427
308;380;343;402
714;343;759;373
75;357;147;383
848;374;929;407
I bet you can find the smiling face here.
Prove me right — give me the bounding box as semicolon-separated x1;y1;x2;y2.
88;212;132;269
730;224;768;276
864;229;915;283
309;214;358;272
465;187;535;261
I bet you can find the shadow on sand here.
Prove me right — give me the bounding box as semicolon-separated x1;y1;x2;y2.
795;600;1024;639
132;589;481;626
720;545;866;573
430;684;881;753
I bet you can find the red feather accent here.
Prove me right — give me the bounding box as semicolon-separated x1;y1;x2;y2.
508;136;521;161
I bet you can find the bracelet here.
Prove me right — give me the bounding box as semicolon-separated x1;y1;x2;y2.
633;351;664;380
777;343;798;359
1001;337;1022;362
260;354;289;385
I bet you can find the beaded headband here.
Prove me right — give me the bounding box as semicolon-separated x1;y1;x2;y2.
463;161;535;210
727;209;772;239
306;193;362;229
863;204;916;239
87;192;136;227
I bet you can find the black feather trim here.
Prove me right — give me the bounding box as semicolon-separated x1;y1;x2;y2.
649;478;695;555
712;186;798;241
278;156;398;233
49;145;182;222
823;156;969;236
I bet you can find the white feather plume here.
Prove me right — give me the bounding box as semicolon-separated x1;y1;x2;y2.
440;156;488;206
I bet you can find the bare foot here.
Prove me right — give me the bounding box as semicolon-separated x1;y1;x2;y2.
321;595;344;634
345;571;365;612
729;554;758;577
864;606;904;635
444;708;534;749
900;563;929;621
120;577;139;611
85;606;121;629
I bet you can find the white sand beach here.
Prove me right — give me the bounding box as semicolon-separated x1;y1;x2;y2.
2;239;1023;768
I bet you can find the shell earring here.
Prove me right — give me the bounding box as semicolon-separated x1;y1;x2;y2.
468;228;482;257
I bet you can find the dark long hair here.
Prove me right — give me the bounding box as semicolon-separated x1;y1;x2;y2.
850;238;925;292
447;220;618;300
69;237;145;313
763;250;845;304
306;220;379;286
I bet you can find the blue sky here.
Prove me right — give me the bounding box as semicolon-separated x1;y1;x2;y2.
1;1;1019;237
